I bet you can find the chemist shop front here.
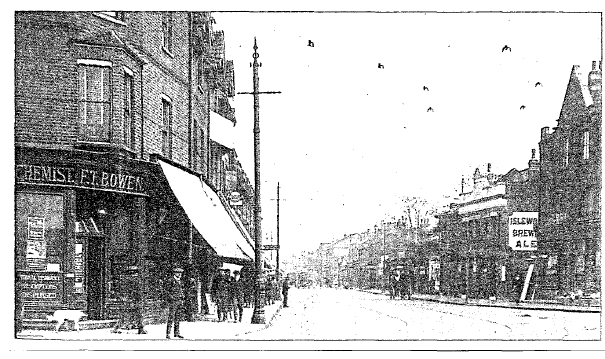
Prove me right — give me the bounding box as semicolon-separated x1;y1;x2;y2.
15;147;149;322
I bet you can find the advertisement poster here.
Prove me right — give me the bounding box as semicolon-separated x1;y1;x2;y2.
508;212;539;251
26;217;46;259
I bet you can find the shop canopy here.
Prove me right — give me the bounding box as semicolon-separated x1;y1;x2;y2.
158;159;255;262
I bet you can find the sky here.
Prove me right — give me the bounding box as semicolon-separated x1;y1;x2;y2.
210;12;602;259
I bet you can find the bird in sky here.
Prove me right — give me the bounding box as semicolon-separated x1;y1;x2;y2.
427;107;434;112
535;82;543;87
423;86;429;91
308;40;314;47
520;105;526;110
502;45;512;52
378;63;384;69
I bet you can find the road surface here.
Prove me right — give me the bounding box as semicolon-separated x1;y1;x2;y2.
243;288;600;340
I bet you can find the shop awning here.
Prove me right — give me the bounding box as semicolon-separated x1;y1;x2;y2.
158;159;255;262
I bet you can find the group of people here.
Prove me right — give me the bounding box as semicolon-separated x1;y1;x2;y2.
389;268;412;300
163;266;291;339
210;268;249;323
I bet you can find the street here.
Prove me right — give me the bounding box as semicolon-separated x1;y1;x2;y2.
243;288;600;340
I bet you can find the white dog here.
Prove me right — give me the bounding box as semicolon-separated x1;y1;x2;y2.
47;310;87;332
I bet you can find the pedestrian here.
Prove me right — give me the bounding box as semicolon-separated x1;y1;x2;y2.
392;269;402;300
282;276;290;308
222;269;234;321
210;269;222;319
513;273;524;304
231;270;245;322
164;267;185;339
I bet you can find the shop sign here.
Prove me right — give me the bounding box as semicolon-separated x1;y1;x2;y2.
508;212;538;251
18;272;62;301
74;243;84;293
15;163;146;195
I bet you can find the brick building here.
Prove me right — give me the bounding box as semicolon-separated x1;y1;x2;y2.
15;11;255;330
437;158;541;300
538;61;602;298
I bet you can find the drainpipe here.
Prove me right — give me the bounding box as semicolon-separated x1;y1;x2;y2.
188;12;193;169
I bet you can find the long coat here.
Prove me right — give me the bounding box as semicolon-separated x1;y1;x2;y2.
230;278;245;304
165;277;185;308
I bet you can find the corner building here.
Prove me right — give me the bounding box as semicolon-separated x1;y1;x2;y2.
15;11;254;328
538;61;602;297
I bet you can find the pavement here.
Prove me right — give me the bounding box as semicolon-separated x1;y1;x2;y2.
360;288;601;313
16;301;284;341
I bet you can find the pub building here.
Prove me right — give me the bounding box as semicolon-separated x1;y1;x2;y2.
437;157;541;301
15;11;255;329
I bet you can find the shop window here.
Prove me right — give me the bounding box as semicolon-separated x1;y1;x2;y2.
78;63;112;142
15;193;64;271
576;255;585;273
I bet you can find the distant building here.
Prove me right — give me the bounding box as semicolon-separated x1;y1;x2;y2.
437;157;540;300
538;61;602;297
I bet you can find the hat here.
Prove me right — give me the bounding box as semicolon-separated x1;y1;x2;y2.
173;267;184;273
233;270;240;275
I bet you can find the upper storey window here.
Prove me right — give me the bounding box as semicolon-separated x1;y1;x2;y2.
162;12;174;54
77;60;112;143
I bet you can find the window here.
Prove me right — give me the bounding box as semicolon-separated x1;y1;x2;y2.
78;63;111;142
192;120;204;172
564;137;569;166
197;59;205;89
162;98;172;158
123;71;134;149
162;12;173;53
583;131;590;160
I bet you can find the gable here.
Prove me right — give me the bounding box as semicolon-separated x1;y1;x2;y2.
558;65;591;126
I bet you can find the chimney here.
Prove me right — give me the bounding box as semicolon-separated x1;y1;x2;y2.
487;163;492;173
528;149;540;180
588;59;602;105
541;126;550;140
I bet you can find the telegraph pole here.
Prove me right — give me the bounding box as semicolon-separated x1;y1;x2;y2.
237;38;281;324
276;182;281;281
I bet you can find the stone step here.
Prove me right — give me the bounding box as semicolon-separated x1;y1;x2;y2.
23;319;118;331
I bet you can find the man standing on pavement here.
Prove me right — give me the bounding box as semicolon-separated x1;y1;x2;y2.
282;276;290;308
165;267;185;339
231;270;245;322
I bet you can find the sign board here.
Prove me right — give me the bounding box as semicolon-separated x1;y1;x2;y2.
508;212;538;251
262;244;280;251
15;163;146;195
74;243;84;293
18;271;62;302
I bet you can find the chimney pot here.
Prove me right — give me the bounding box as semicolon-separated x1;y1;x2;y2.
487;163;492;172
531;149;536;159
593;61;597;70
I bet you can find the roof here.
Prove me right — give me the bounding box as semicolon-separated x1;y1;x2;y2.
573;65;594;107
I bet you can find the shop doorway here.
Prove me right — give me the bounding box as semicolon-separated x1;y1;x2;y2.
86;235;106;320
